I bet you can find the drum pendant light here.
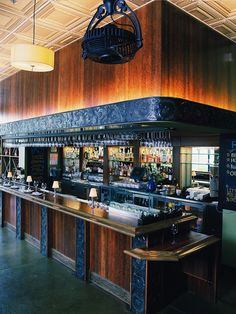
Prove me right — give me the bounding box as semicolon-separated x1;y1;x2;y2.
11;0;54;72
82;0;143;64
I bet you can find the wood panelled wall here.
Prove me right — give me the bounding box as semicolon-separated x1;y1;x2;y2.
0;0;235;123
23;200;41;240
3;193;16;227
51;211;76;260
90;224;131;291
161;1;234;109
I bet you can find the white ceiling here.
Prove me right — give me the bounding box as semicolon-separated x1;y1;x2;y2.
169;0;236;41
0;0;236;82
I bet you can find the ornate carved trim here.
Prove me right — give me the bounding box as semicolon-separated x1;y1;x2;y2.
1;97;236;136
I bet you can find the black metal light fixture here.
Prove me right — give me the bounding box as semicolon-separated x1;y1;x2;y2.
82;0;143;64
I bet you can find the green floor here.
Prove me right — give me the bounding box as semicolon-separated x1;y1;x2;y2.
1;227;236;314
0;228;130;314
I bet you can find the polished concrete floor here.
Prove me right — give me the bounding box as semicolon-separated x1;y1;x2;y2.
0;227;236;314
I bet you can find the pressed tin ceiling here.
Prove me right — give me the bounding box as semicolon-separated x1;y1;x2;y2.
0;0;236;82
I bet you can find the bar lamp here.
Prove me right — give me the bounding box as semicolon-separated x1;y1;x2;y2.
11;0;54;72
7;171;13;179
89;188;98;209
26;175;33;190
192;171;196;182
52;181;59;198
7;171;13;184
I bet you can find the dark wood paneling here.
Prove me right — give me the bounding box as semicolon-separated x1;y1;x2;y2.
0;1;162;122
51;210;76;260
182;243;219;303
22;200;41;240
0;0;235;121
90;224;131;291
3;193;16;227
161;1;234;109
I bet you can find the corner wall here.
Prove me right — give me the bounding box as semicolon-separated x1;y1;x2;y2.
0;0;235;123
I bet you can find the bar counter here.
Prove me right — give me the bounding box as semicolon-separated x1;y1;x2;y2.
0;185;195;237
0;184;219;314
124;231;219;262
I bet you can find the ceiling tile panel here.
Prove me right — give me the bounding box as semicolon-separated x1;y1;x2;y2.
168;0;236;43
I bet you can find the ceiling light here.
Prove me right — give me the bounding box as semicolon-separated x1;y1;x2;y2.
82;0;143;64
11;0;54;72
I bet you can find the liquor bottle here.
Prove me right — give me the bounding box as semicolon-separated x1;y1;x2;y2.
172;176;178;186
168;168;173;183
120;163;124;176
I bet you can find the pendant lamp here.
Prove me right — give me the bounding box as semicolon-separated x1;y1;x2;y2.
11;0;54;72
82;0;143;64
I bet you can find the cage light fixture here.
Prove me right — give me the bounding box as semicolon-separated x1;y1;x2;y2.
11;0;54;72
82;0;143;64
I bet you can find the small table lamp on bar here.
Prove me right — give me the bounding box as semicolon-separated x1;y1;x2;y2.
7;171;13;185
52;181;59;198
192;171;196;182
89;188;98;210
26;175;32;190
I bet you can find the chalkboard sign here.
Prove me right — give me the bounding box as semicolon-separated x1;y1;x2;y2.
219;135;236;210
27;147;48;183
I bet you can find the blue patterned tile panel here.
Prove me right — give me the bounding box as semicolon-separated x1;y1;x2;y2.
40;206;49;256
75;218;86;280
131;235;147;314
16;197;23;240
0;191;3;227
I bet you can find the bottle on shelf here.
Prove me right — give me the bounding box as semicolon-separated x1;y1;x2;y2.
108;146;134;177
168;167;173;183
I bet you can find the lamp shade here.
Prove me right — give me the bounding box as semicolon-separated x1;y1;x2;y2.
89;188;97;198
52;181;59;189
7;171;13;178
11;44;54;72
192;171;197;177
26;176;33;183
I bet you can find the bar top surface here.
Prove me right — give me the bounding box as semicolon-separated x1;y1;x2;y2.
124;231;219;261
0;185;196;237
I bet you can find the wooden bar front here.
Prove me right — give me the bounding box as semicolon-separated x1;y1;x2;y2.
0;186;219;313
